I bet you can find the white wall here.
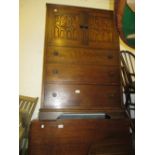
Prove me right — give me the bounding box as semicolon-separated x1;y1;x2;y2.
19;0;135;119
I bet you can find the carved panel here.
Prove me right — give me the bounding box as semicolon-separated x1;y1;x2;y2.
54;14;81;41
46;5;119;49
89;16;113;42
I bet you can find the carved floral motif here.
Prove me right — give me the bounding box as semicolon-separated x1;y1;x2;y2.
53;14;113;43
54;15;80;40
89;16;113;42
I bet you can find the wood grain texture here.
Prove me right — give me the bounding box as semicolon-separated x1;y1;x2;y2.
46;4;119;49
41;4;121;111
45;46;119;66
45;64;120;84
28;119;132;155
43;84;121;109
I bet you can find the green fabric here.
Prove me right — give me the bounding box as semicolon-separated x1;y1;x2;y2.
122;4;135;48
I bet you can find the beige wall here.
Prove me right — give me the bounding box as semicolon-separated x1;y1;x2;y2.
120;38;135;53
19;0;134;119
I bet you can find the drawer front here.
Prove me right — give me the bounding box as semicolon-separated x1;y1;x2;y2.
45;46;119;66
43;84;121;109
29;120;131;155
45;64;120;84
30;120;130;145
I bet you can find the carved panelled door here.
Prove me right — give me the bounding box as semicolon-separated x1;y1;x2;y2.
46;5;119;49
46;5;83;47
88;12;119;49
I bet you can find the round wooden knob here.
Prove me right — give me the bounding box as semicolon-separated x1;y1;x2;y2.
108;94;115;99
52;92;57;97
108;71;115;77
107;54;113;59
52;69;59;74
53;51;59;56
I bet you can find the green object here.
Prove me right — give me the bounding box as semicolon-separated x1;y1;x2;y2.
122;4;135;48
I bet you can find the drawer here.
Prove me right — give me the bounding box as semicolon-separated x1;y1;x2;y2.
45;46;119;66
43;84;121;109
29;119;131;144
45;64;120;84
29;119;132;155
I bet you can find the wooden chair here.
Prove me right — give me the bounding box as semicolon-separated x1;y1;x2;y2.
120;51;135;130
120;51;135;153
19;95;38;155
120;51;135;119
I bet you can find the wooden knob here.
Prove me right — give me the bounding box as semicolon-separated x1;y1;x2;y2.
108;94;115;99
80;25;84;29
84;25;88;29
108;71;115;77
53;51;59;56
80;25;88;29
52;69;59;74
107;54;113;59
52;92;57;97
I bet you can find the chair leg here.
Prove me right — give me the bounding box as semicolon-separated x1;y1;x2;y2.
125;90;133;118
21;138;28;155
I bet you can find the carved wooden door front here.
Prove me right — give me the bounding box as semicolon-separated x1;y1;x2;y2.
46;5;119;49
88;11;119;49
46;5;84;47
42;4;121;112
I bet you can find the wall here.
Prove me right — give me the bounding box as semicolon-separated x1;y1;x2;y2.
19;0;135;119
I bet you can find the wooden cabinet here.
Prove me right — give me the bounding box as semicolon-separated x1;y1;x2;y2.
41;4;122;112
28;4;133;155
